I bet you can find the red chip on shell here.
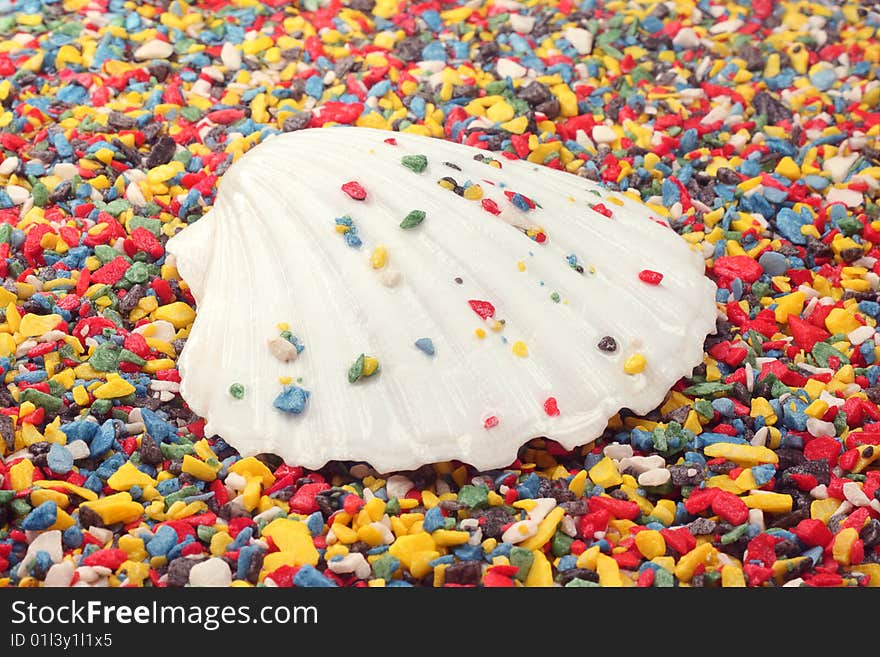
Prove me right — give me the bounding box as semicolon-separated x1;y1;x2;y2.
638;269;664;285
341;181;367;200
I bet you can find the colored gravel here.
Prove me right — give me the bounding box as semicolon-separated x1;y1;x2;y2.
0;0;880;588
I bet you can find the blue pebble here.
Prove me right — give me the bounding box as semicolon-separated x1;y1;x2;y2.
33;550;53;577
294;564;337;587
557;554;578;572
781;396;809;431
89;419;118;458
304;75;324;99
141;408;174;442
810;68;837;91
60;420;99;444
414;337;435;356
306;511;324;536
758;251;788;276
751;464;777;486
147;525;178;558
861;340;875;365
62;526;82;550
711;398;735;418
661;178;680;206
47;443;74;474
422;506;445;533
775;207;811;245
236;544;263;580
516;472;540;499
21;501;57;531
368;80;391;98
273;385;310;414
229;526;253;551
803;174;829;190
421;41;446;62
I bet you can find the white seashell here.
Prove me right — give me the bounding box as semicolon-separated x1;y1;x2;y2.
167;127;716;471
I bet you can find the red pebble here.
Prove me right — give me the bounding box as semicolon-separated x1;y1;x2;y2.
713;255;763;284
788;315;831;352
588;496;640;520
481;198;501;215
483;415;499;429
468;299;495;319
746;534;779;567
660;527;697;555
793;519;834;547
341;181;367;200
289;482;330;514
90;256;130;285
711;490;749;525
743;563;774;586
82;549;127;570
543;397;560;416
804;435;842;466
638;269;664;285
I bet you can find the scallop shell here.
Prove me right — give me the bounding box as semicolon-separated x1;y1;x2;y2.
166;127;716;472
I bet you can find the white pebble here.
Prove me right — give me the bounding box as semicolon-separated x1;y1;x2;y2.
748;508;765;531
0;156;19;175
560;515;577;537
254;506;285;524
619;454;666;475
385;475;413;499
783;577;805;587
526;498;557;523
380;267;402;287
224;471;247;491
88;526;113;546
825;186;863;208
823;153;859;183
750;426;769;447
603;442;633;461
591;124;616;144
187;558;232;587
848;325;874;346
126;180;147;207
843;481;872;507
6;185;29;205
806;417;836;438
496;58;527;79
221;42;242;70
17;530;62;578
134;39;175;61
508;13;535;33
53;162;78;180
44;560;75;587
327;552;371;580
709;18;743;34
563;27;593;55
637;468;671;487
810;484;828;499
501;519;538;544
66;440;90;460
133;319;176;342
267;336;298;362
672;27;700;48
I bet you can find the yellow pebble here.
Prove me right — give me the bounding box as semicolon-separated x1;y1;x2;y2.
634;530;666;560
80;492;145;525
824;307;861;335
93;377;136;399
153;302;196;329
741;492;792;513
589;458;623;489
722;565;746;587
18;313;62;337
832;527;859;567
9;460;35;491
624;353;647;375
703;442;778;465
262;518;319;567
520;507;565;551
228;456;275;486
511;340;529;358
775;156;801;180
525;549;554;587
370;245;388;269
674;542;715;582
432;530;470;546
389;533;436;571
463;184;483;200
107;462;157;492
181;454;220;482
486;101;514;123
362;356;379;377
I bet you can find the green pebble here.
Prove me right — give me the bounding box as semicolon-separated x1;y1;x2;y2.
111;408;129;421
384;497;400;516
47;379;66;397
10;499;31;517
163;485;200;509
129;216;162;237
124;261;149;284
89;399;112;416
550;292;560;303
31;182;48;207
348;353;365;383
19;388;62;413
653;568;675;587
94;245;119;264
229;383;245;399
89;343;120;372
372;554;400;581
104;199;130;216
484;80;507;96
442;517;455;530
510;546;534;581
813;341;849;368
0;490;14;505
8;261;24;279
0;224;11;245
682;382;734;397
179;106;203;122
833;411;849;435
142;201;162;217
160;442;195;460
551;531;573;558
721;523;749;545
651;426;668;452
565;578;599;587
119;348;146;366
197;525;218;543
457;484;489;510
400;154;428;173
400;209;426;229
